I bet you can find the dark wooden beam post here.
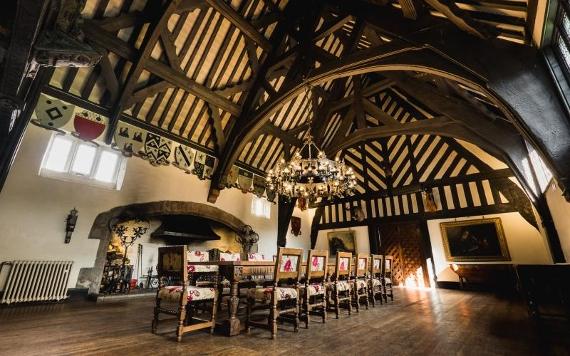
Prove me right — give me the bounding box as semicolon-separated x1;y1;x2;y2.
368;223;380;254
277;197;296;248
0;68;53;191
0;0;51;192
310;207;324;248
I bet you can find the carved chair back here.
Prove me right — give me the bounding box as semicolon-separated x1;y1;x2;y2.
158;247;217;287
384;255;394;279
157;246;188;286
334;251;353;281
354;253;370;279
371;254;384;278
305;249;329;282
273;247;303;286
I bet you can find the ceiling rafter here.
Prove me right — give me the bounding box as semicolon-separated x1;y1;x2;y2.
82;11;242;134
205;0;272;51
105;0;182;144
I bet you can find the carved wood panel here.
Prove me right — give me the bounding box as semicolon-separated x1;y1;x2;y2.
379;222;430;287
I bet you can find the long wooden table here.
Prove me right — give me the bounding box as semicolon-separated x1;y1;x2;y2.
193;261;337;336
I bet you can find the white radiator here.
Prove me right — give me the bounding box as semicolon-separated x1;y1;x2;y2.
0;260;73;304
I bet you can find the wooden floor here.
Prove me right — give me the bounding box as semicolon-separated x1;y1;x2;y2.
1;288;569;356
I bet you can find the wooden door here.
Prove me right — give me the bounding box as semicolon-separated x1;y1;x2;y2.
378;222;430;287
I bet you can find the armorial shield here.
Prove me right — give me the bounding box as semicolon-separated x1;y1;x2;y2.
113;122;145;157
173;144;195;173
32;95;74;132
144;133;172;166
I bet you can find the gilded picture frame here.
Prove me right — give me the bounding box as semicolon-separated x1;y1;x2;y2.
440;218;510;262
327;230;357;256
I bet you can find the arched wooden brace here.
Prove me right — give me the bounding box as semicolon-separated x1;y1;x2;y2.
209;36;570;204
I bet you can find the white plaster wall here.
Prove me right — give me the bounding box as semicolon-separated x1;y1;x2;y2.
427;212;553;282
314;225;370;257
545;181;570;261
0;126;279;291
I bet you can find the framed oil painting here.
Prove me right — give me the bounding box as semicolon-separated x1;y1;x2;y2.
328;230;356;256
440;218;510;262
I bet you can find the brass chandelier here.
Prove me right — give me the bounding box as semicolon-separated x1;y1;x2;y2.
266;134;357;201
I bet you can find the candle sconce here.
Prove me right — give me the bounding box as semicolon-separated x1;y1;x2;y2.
65;208;78;243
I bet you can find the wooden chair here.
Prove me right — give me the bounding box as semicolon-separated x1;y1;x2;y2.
302;249;329;328
383;255;394;302
368;254;384;307
152;247;218;342
327;251;352;318
352;253;370;312
246;247;303;339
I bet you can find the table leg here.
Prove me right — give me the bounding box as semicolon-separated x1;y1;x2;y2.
227;279;241;336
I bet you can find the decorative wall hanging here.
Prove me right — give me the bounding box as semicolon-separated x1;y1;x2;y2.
423;188;438;212
297;197;307;210
173;144;195;173
238;168;253;193
193;151;206;178
225;165;240;188
203;155;216;179
73;109;107;142
327;230;356;256
32;95;74;132
113;122;145;157
144;132;172;166
440;218;510;262
350;205;366;222
266;188;276;202
290;216;301;237
253;175;266;198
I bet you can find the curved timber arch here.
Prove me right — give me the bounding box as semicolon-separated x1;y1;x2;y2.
209;20;570;204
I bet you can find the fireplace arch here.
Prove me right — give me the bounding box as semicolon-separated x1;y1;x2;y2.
78;200;247;298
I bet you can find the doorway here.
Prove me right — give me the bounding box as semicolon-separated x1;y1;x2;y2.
378;222;431;287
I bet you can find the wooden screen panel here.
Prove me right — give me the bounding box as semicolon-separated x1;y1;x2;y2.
379;222;429;287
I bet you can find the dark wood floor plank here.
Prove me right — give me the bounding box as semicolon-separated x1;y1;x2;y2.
0;289;568;355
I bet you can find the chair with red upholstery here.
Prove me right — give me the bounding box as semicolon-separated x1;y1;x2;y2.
352;253;370;312
383;255;394;302
246;247;303;339
152;246;218;342
302;249;329;328
327;251;353;318
368;254;384;307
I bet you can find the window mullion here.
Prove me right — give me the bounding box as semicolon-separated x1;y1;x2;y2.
66;139;80;174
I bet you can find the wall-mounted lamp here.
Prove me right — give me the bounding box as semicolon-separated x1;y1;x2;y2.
65;208;78;244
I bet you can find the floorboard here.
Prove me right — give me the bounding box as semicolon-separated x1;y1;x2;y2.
0;288;568;355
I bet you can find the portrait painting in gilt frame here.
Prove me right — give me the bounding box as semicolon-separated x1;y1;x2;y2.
327;230;356;256
440;218;510;262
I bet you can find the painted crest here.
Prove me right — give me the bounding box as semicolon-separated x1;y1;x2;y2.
192;151;207;178
113;122;145;157
73;109;106;141
32;95;74;132
290;216;301;237
173;144;195;173
203;155;216;179
266;188;276;203
225;165;239;188
238;168;253;193
144;133;172;166
253;175;266;198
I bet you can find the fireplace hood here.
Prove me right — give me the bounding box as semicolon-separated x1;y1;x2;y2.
150;215;221;241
